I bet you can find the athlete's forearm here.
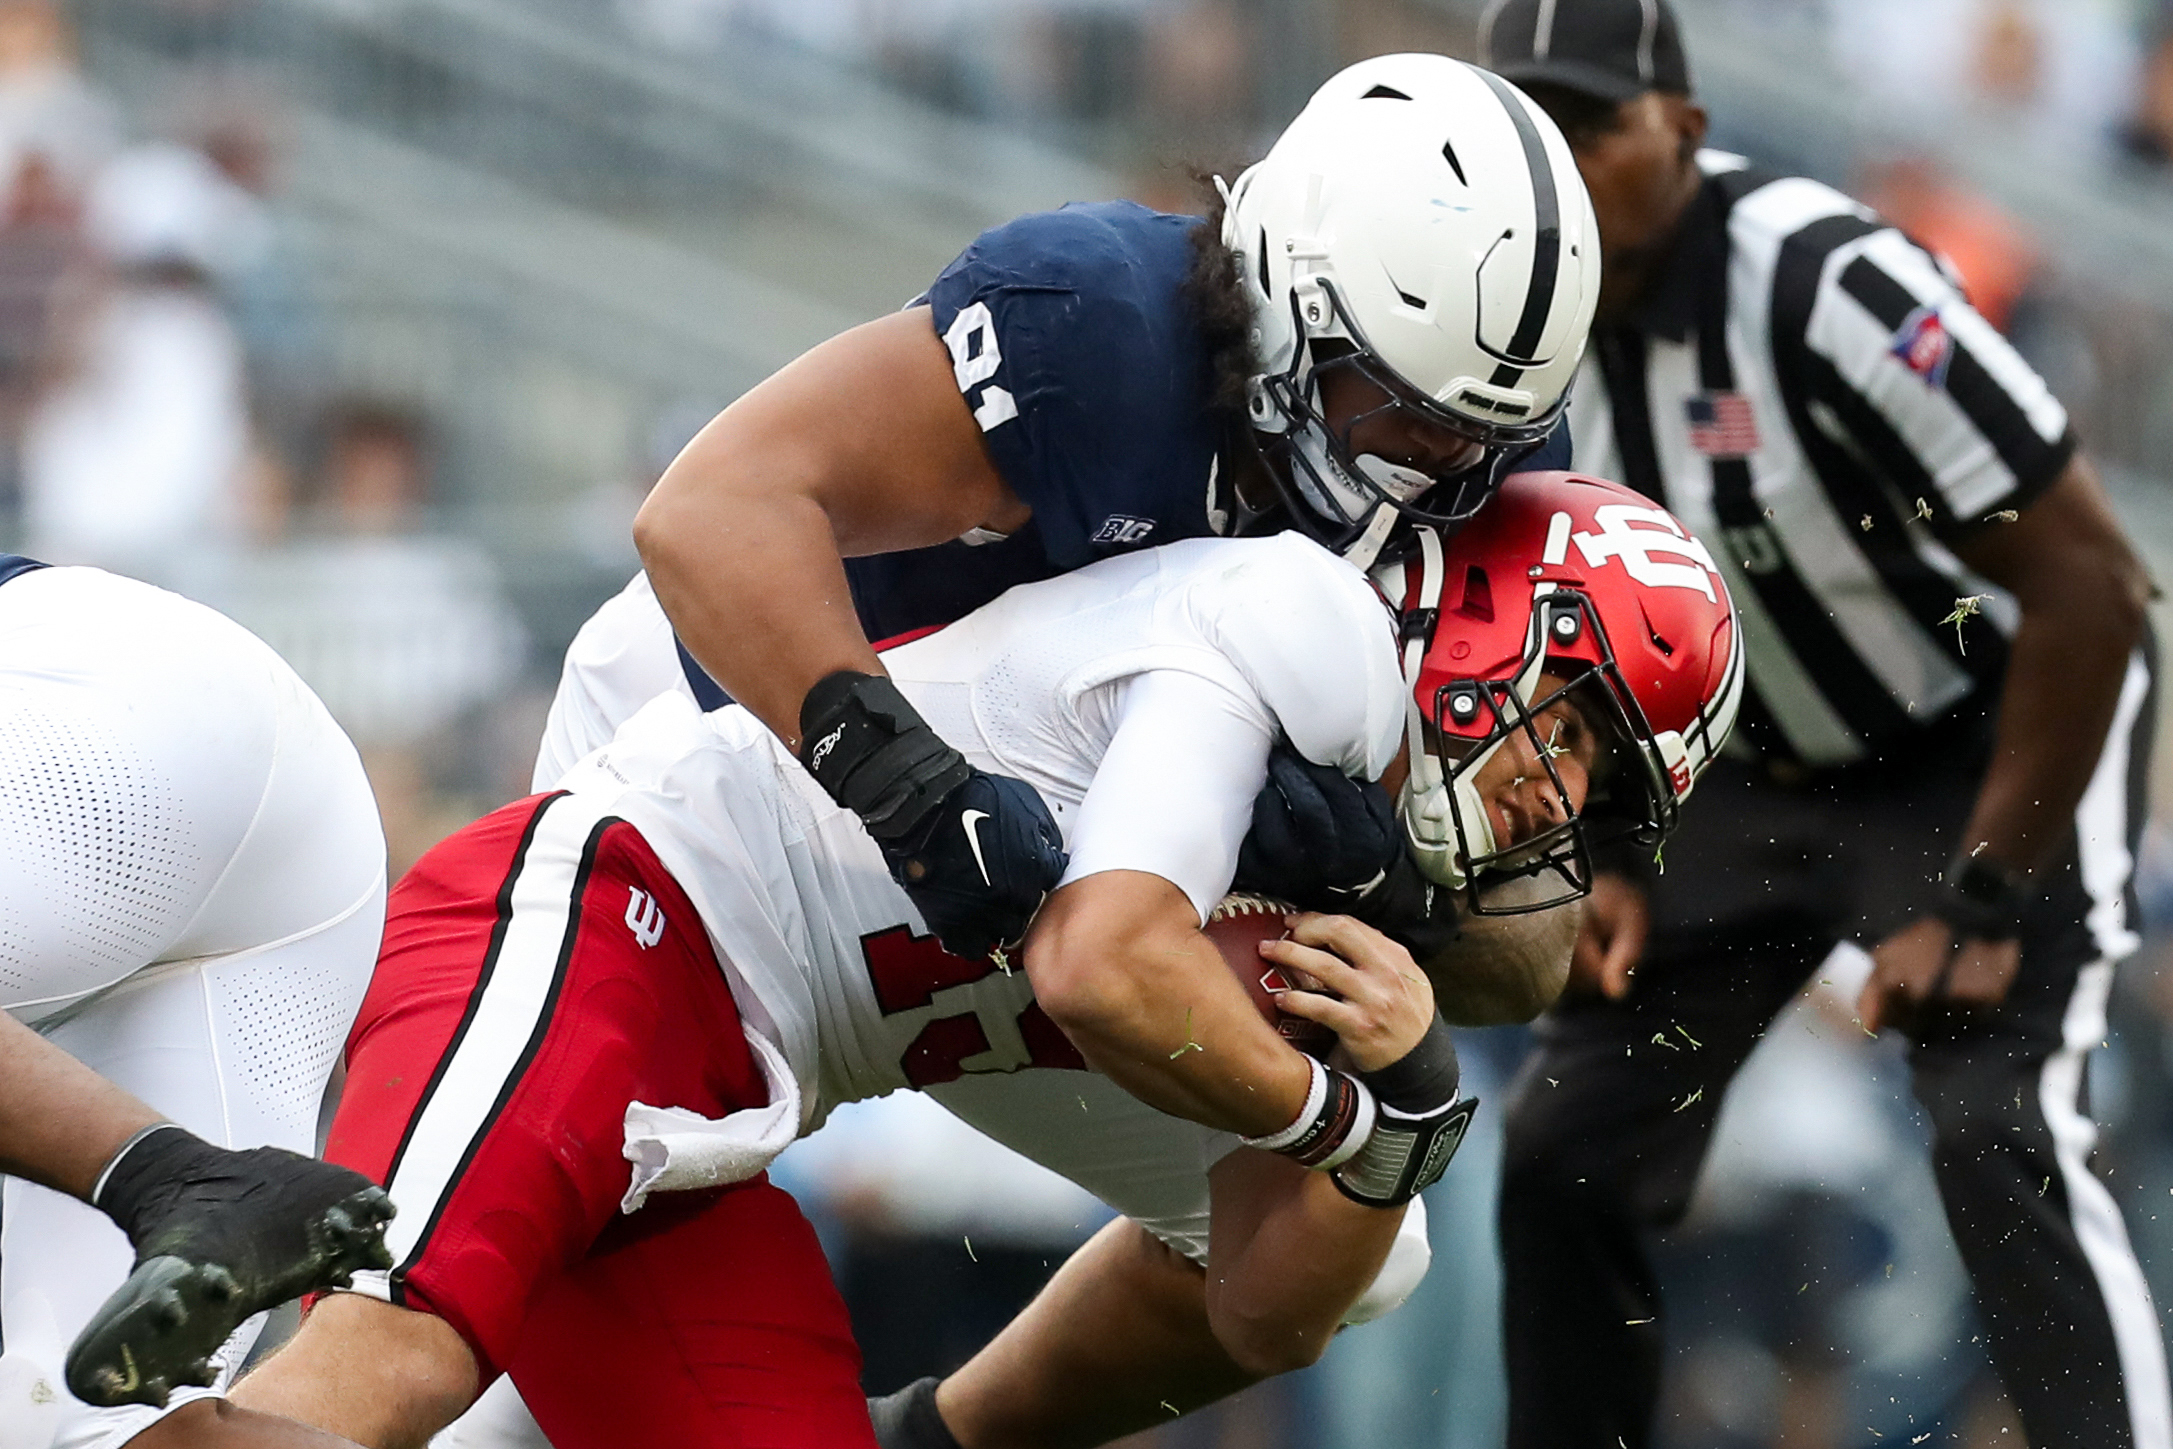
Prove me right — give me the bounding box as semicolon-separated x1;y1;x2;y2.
1025;872;1314;1139
637;487;882;748
1202;1148;1402;1376
0;1010;161;1200
1954;458;2150;875
632;309;1026;747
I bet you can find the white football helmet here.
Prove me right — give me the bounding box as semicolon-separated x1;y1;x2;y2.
1224;54;1601;568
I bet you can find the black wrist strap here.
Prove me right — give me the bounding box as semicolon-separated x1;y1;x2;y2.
1932;851;2030;943
1359;1014;1460;1115
1333;1014;1471;1208
799;671;972;841
1334;1097;1478;1208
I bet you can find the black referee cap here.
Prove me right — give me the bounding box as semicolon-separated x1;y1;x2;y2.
1478;0;1693;102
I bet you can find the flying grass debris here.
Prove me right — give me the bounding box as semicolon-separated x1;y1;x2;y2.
1942;595;1989;652
1169;1008;1204;1058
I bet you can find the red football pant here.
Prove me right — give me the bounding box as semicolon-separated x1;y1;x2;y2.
325;791;871;1448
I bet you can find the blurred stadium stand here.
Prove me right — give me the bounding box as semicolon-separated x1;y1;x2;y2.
68;0;1124;655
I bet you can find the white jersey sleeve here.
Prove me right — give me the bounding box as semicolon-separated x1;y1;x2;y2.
865;534;1407;921
1040;534;1405;917
1173;531;1406;781
1057;668;1274;922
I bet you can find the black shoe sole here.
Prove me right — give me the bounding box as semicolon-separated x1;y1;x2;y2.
63;1185;395;1408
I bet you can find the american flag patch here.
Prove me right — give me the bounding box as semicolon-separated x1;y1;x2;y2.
1890;306;1953;389
1685;392;1760;460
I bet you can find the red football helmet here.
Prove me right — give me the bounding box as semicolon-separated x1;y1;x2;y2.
1378;471;1744;912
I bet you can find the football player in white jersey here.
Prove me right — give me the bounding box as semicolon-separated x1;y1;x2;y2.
0;557;395;1449
220;472;1741;1449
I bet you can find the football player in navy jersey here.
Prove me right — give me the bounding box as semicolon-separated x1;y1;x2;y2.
604;51;1600;971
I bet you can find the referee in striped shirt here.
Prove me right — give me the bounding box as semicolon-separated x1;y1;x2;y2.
1480;3;2169;1445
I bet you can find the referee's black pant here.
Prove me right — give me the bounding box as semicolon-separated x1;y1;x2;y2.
1501;648;2170;1449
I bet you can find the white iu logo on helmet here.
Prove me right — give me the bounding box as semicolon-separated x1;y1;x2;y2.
625;888;666;950
1544;505;1723;601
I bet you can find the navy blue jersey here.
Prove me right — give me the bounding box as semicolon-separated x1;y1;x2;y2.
847;201;1223;642
674;202;1573;703
0;554;44;589
1519;426;1572;475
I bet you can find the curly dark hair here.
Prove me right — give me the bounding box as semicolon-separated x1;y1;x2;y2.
1179;171;1260;421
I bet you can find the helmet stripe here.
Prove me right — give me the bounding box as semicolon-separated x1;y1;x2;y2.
1471;67;1562;388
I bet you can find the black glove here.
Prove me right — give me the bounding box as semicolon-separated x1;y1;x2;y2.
1334;1015;1478;1208
801;671;1066;960
1234;740;1460;957
1235;740;1400;906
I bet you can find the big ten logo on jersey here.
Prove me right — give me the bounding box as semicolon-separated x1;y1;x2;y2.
858;925;1085;1089
1091;514;1155;546
1547;504;1724;600
943;302;1019;432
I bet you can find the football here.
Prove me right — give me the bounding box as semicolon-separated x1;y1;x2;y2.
1204;894;1337;1059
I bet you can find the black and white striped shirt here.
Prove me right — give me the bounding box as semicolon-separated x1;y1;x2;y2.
1569;154;2074;768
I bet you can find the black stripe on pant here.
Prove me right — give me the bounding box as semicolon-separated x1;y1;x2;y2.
1500;645;2168;1449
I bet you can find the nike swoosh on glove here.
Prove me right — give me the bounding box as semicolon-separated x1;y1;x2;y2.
882;769;1068;961
800;670;1068;961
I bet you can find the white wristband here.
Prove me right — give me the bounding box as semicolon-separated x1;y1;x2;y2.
1243;1057;1329;1154
1314;1081;1377;1172
1241;1060;1378;1172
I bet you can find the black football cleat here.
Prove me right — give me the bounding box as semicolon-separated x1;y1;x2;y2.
64;1142;393;1409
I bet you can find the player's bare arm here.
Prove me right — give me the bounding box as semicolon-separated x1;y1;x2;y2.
0;1009;161;1199
1860;456;2152;1030
1203;914;1439;1367
634;309;1024;749
1023;869;1317;1139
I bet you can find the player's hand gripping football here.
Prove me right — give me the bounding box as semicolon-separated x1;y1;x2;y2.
1252;912;1475;1209
800;670;1066;960
1258;913;1437;1071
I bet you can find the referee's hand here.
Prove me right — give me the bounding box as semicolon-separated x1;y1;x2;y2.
1857;918;2022;1035
1568;873;1648;1000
